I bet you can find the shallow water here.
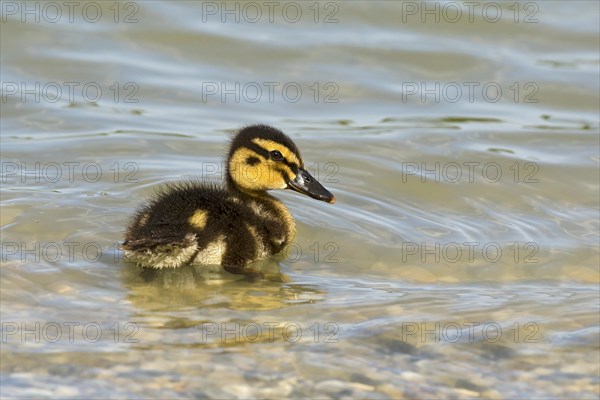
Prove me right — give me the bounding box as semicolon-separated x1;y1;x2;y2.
1;1;599;398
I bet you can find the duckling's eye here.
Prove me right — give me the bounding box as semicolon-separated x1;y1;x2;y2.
270;150;284;161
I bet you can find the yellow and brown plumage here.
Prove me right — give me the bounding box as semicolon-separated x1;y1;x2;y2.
122;124;335;277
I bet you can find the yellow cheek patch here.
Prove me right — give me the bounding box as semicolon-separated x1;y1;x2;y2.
257;165;287;189
252;138;301;167
229;148;288;190
188;210;208;229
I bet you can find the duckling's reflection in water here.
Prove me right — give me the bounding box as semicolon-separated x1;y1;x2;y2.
121;260;327;312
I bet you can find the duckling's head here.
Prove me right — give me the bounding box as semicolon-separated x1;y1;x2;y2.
226;125;335;203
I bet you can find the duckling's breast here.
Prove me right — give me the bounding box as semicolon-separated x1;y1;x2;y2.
243;195;296;258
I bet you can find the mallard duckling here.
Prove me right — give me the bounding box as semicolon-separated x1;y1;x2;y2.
122;124;335;278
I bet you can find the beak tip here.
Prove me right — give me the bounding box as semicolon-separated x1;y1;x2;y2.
328;195;336;204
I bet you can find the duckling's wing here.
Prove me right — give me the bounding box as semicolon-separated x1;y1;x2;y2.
121;182;218;269
122;234;193;251
123;181;224;251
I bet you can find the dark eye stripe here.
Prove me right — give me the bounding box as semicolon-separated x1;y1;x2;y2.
246;142;300;173
245;142;270;159
282;160;298;173
275;168;292;183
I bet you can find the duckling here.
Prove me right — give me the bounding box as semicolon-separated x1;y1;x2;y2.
122;124;335;278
